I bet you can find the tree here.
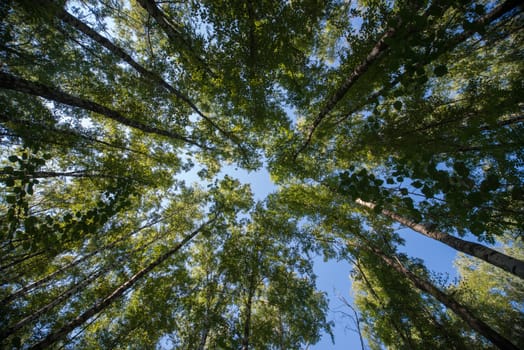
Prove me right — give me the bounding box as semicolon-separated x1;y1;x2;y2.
364;244;518;350
355;198;524;278
351;249;471;350
446;236;524;348
1;0;523;349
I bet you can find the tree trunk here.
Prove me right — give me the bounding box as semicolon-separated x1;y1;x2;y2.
339;296;366;350
27;217;215;350
1;249;99;305
0;170;120;179
367;245;519;350
2;217;163;305
296;0;520;156
197;326;209;350
0;112;157;160
0;72;207;149
12;0;256;163
0;250;45;272
134;0;214;76
295;25;396;156
352;258;416;349
241;272;256;350
0;268;106;340
57;7;191;104
54;7;231;139
356;199;524;279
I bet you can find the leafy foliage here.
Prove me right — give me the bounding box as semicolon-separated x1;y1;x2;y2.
0;0;522;349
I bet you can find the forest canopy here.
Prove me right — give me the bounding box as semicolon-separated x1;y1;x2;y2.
0;0;523;349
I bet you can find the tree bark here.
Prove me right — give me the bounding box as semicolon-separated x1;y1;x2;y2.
356;199;524;279
197;327;209;350
0;170;119;179
352;258;415;349
1;249;99;305
0;72;208;149
367;245;519;350
0;112;161;161
338;296;366;350
27;217;215;350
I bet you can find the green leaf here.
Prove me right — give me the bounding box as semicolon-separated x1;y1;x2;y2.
403;197;414;209
433;65;448;77
3;166;14;174
453;162;469;177
412;180;423;188
480;174;500;192
421;185;434;198
64;213;73;222
393;101;402;110
470;221;484;235
22;240;31;250
11;336;21;348
511;186;523;200
474;4;485;15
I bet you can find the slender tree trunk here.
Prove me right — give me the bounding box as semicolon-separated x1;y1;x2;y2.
0;112;159;161
356;199;524;279
197;326;209;350
27;217;215;350
367;245;519;350
1;249;100;305
0;250;45;272
352;258;415;349
295;26;396;156
277;312;285;350
0;72;208;149
0;170;120;179
0;268;106;340
241;271;256;350
1;112;179;166
1;217;163;304
339;296;365;350
296;0;520;156
134;0;214;76
57;7;191;105
53;7;234;142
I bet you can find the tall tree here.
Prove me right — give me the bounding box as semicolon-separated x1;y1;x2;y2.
446;236;524;348
355;198;524;278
